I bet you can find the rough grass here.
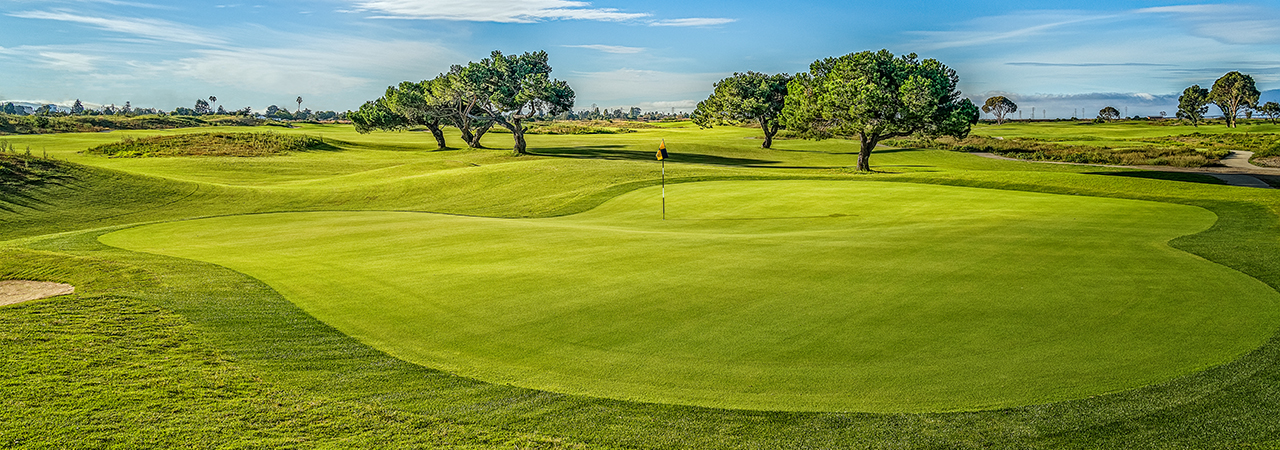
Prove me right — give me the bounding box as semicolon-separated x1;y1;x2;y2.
83;132;328;157
5;123;1280;447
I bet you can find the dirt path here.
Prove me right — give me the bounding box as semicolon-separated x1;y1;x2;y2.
0;280;75;307
973;151;1279;189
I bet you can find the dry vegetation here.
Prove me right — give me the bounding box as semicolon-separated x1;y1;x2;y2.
83;132;328;158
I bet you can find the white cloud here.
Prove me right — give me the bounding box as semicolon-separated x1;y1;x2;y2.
8;10;219;46
349;0;649;22
35;52;101;72
649;18;735;27
562;44;645;54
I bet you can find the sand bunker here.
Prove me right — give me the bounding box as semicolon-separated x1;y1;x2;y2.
0;280;75;307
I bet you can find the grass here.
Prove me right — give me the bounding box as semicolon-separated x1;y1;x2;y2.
889;122;1280;168
98;182;1279;413
4;121;1280;447
83;132;330;158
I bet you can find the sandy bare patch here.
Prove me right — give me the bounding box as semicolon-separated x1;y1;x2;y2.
1252;157;1280;168
0;280;75;307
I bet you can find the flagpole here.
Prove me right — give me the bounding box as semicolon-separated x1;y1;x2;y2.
662;159;666;220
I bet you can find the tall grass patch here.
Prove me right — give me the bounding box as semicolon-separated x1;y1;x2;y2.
84;132;328;158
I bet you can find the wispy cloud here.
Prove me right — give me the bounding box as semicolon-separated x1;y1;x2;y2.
649;18;735;27
158;39;459;97
1136;4;1280;45
566;69;724;107
349;0;649;22
562;44;645;54
8;10;219;46
913;13;1116;50
35;52;102;72
1007;62;1174;67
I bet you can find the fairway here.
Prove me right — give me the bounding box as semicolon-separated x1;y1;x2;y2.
100;180;1280;413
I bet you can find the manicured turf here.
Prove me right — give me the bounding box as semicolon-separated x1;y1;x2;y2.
7;122;1280;447
101;181;1280;412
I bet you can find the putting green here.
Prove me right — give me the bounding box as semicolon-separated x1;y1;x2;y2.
100;180;1280;412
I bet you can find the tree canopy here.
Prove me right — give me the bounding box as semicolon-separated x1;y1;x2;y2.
1259;101;1280;125
981;96;1017;125
1209;71;1260;128
1177;85;1210;127
348;81;453;149
692;72;791;149
780;49;979;171
1098;106;1120;121
452;50;575;155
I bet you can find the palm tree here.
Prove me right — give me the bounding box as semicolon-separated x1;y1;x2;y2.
209;96;217;114
296;96;303;113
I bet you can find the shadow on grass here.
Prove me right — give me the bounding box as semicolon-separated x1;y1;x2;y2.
1083;170;1227;186
529;145;778;166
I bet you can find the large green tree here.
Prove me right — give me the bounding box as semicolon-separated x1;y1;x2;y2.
1176;85;1210;127
453;50;575;155
981;96;1017;125
692;72;791;149
781;49;979;171
1259;101;1280;125
1210;71;1260;128
1098;106;1120;122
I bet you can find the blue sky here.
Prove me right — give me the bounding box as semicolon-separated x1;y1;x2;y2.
1;0;1278;118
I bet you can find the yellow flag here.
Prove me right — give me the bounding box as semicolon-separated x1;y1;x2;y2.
657;139;668;160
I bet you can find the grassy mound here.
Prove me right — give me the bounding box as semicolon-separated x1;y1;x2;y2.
83;132;328;158
886;135;1231;167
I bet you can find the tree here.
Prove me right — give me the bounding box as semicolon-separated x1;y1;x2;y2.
194;99;211;114
1176;85;1210;127
981;96;1017;125
348;80;453;149
781;49;979;171
692;71;791;148
1209;71;1260;128
296;96;303;113
1098;106;1120;121
1259;101;1280;124
435;69;494;148
71;99;84;115
266;105;280;117
208;96;217;114
452;50;575;155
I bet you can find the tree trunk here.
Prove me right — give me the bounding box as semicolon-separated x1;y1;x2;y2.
470;122;492;148
761;118;775;149
500;118;527;155
857;134;876;171
426;120;446;149
458;126;475;146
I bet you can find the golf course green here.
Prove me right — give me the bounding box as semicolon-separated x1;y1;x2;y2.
100;180;1280;412
9;121;1280;447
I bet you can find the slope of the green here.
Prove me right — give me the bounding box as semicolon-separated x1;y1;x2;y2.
100;181;1280;412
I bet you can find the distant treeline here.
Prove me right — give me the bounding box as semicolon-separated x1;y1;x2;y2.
0;114;291;135
0;98;347;135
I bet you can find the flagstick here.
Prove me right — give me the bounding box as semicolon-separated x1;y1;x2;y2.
661;159;666;220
